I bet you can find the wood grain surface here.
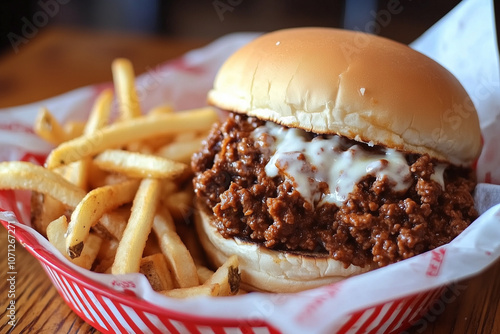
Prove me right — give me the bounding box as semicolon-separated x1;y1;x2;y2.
0;27;206;108
0;27;499;334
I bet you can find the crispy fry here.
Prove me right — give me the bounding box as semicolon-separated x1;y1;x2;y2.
61;90;113;190
178;222;205;265
93;149;188;179
34;107;68;145
160;180;179;197
156;138;203;165
143;232;162;257
112;58;141;120
85;88;113;134
102;173;130;186
111;178;161;274
3;57;244;298
31;192;47;236
175;132;198;142
92;207;130;241
160;284;220;299
66;179;140;258
0;161;86;207
163;188;194;224
86;161;111;189
47;216;102;270
153;208;199;288
196;265;214;284
148;104;174;116
54;158;91;190
31;192;66;237
94;238;119;273
140;253;174;291
205;255;240;296
64;121;86;140
125;141;154;154
139;107;178;150
45;107;218;169
58;90;112;190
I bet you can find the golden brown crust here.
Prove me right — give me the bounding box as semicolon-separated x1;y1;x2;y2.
208;27;481;166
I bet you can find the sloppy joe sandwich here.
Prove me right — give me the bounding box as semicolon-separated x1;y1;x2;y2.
191;27;482;293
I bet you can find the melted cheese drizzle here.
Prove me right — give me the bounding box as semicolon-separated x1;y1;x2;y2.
253;122;422;207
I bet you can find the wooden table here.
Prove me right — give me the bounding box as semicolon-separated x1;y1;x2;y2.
0;27;499;334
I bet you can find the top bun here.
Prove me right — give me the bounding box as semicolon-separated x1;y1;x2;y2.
208;27;481;167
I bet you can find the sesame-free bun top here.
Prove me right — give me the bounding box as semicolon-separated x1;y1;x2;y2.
208;27;482;167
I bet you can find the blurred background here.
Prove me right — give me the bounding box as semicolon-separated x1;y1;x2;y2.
0;0;466;108
1;0;462;53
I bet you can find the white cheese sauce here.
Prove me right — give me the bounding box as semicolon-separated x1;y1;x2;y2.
252;122;444;207
430;163;447;189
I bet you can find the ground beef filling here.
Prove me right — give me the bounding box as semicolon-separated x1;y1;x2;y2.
192;113;478;268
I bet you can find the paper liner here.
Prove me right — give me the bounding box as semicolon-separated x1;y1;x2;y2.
1;0;500;332
411;0;500;184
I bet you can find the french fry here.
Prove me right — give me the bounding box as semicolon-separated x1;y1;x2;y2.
160;284;220;299
91;222;116;241
156;138;203;165
140;253;174;291
139;106;178;151
87;161;111;189
93;238;119;273
31;192;66;237
34;107;69;145
66;179;140;258
148;104;174;116
59;90;113;190
112;58;141;120
153;208;199;288
58;90;113;190
160;180;179;197
45;107;218;169
3;57;246;299
102;173;130;186
196;265;214;284
31;192;47;236
54;158;91;190
93;149;188;179
162;188;194;223
92;207;130;241
64;121;86;140
47;216;102;270
85;88;113;134
143;232;162;257
205;255;240;296
112;178;161;274
0;161;86;208
125;141;154;154
174;132;198;142
178;222;206;265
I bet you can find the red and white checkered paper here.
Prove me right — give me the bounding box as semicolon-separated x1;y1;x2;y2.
1;0;500;333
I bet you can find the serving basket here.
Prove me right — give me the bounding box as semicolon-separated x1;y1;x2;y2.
1;213;444;334
2;11;500;330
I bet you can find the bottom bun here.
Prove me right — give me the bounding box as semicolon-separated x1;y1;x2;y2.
195;205;372;293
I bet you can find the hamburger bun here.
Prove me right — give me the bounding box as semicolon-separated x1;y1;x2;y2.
208;27;481;167
195;206;371;293
195;27;481;293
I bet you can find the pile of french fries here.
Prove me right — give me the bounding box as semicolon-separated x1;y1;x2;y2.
0;58;241;298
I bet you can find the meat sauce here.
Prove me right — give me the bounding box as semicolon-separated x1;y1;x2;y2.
192;113;478;268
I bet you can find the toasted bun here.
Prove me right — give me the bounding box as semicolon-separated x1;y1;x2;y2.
208;27;481;167
195;205;370;293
